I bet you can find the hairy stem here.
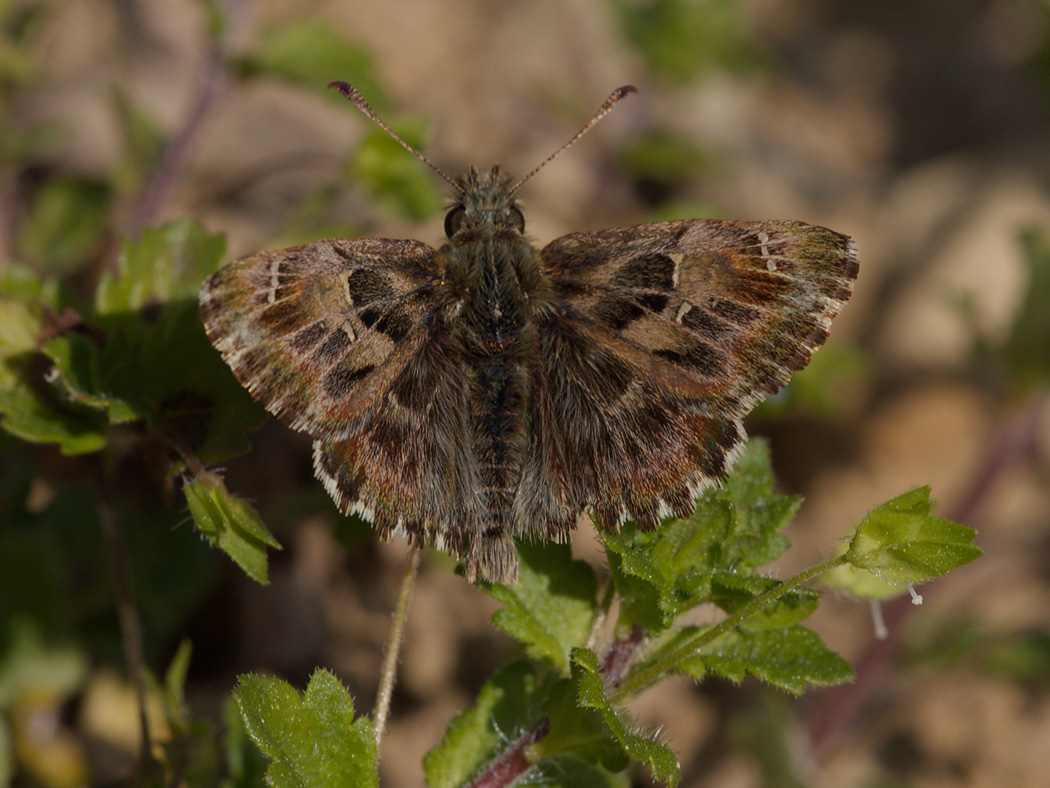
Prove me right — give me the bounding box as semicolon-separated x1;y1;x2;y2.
373;546;421;752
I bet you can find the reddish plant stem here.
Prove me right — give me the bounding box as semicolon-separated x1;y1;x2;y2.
465;718;551;788
805;393;1050;757
602;624;646;689
463;625;646;787
126;0;250;238
128;45;228;238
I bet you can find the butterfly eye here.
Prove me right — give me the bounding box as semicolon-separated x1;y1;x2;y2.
509;206;525;233
444;206;466;238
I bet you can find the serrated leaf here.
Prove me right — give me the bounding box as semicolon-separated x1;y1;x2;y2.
424;662;551;788
42;331;138;424
845;486;982;584
602;440;796;633
716;439;798;570
97;219;226;314
570;648;679;786
184;473;280;584
235;670;377;788
242;22;384;102
34;219;266;459
602;508;727;632
0;297;108;454
482;541;597;672
680;625;853;695
709;573;818;630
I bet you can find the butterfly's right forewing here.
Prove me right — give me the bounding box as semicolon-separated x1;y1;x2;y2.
535;219;858;532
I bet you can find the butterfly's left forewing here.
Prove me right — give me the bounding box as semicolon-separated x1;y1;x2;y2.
200;238;439;437
536;219;857;531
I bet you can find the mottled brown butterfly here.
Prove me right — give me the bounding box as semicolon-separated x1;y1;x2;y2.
199;83;858;583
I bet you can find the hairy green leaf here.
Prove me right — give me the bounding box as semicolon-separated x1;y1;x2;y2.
184;473;280;584
235;670;377;788
679;625;853;695
603;440;795;633
710;573;818;631
845;486;982;584
540;677;626;773
482;541;597;672
34;219;265;459
570;648;679;786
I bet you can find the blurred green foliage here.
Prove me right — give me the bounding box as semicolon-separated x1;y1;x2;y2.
610;0;764;83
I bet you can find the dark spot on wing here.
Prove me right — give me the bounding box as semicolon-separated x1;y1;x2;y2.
694;419;739;478
324;362;374;398
711;299;761;325
358;308;379;329
369;414;409;450
345;269;395;305
655;341;726;377
289;322;329;352
375;305;414;343
593;297;645;330
313;329;353;363
258;300;304;334
681;306;732;341
390;353;440;411
317;441;362;505
638;293;669;312
613;253;676;290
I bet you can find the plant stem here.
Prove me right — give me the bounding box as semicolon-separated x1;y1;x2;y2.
372;545;421;753
584;575;616;651
612;554;849;701
464;718;551;788
97;474;154;775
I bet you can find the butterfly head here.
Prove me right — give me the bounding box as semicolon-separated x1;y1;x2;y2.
444;166;525;239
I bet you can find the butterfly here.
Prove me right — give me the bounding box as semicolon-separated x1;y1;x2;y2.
199;84;858;583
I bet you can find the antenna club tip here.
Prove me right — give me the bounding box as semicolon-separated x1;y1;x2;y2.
614;85;639;99
327;80;358;97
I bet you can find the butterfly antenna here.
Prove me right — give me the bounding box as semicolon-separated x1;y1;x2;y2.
509;85;637;195
328;81;456;187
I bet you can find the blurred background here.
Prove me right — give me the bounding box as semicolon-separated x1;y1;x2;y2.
2;0;1050;786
